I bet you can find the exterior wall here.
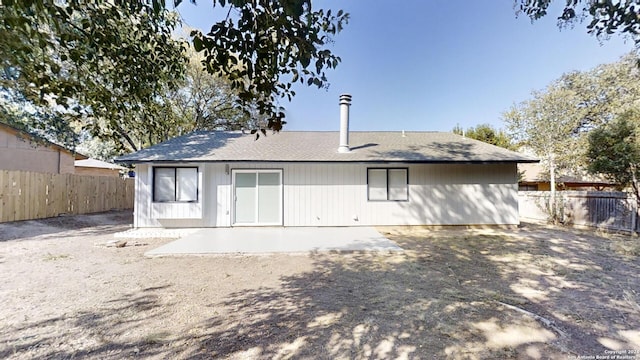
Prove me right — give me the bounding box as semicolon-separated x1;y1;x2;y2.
133;162;519;228
74;167;121;177
0;127;75;174
134;163;208;228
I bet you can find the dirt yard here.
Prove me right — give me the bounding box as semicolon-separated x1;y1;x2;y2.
0;211;639;359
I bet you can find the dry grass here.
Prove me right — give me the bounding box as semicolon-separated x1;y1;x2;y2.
610;236;640;256
0;212;638;359
42;253;71;261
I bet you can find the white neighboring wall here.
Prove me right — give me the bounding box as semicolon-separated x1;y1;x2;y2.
133;162;518;228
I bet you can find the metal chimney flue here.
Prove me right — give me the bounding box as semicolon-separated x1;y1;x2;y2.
338;93;352;153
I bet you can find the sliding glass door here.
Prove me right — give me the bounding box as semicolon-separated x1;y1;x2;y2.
232;170;283;226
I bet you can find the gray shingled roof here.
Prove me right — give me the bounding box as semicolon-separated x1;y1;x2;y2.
115;131;538;164
75;158;127;170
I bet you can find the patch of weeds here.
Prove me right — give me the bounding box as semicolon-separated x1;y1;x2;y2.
563;312;585;324
490;292;530;306
143;331;171;345
96;332;113;345
478;289;505;302
434;322;460;338
440;287;468;301
43;253;70;261
493;346;518;359
610;238;640;256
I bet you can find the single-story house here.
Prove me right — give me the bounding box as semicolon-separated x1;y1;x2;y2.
518;163;618;191
116;95;538;228
0;122;87;174
75;158;128;177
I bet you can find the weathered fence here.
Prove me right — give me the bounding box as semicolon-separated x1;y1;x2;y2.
519;191;639;232
0;170;134;223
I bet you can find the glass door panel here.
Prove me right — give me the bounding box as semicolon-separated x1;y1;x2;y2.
257;172;281;224
234;172;257;223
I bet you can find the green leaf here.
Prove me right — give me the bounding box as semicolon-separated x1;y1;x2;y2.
300;54;311;68
1;0;349;142
193;36;203;51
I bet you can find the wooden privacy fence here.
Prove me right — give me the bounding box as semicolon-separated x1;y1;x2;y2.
0;170;134;223
519;191;639;232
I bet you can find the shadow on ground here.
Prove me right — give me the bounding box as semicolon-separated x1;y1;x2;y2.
0;285;172;359
0;210;132;241
1;222;638;359
172;225;639;359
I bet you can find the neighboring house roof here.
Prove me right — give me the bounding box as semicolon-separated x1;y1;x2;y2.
116;131;538;164
518;163;616;187
0;122;88;160
74;158;127;170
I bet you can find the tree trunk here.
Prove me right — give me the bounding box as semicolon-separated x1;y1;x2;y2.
549;154;558;223
115;127;138;153
631;165;640;210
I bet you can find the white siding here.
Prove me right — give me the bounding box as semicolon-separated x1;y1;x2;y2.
283;162;517;226
133;162;519;228
133;164;150;228
209;163;232;227
151;202;202;219
134;163;207;228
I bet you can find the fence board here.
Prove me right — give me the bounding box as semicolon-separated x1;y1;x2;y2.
19;172;26;219
0;170;5;221
8;171;18;222
0;170;134;223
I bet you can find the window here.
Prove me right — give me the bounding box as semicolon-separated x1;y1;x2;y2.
153;167;198;202
519;184;538;191
367;168;408;201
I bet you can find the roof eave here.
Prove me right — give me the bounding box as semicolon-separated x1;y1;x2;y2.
116;158;539;165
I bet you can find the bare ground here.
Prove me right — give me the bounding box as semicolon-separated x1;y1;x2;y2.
0;211;639;359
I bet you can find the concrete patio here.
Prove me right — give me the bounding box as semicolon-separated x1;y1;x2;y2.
141;227;402;256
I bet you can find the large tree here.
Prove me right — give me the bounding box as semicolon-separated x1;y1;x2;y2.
164;45;256;133
452;123;515;150
503;80;585;221
187;0;348;134
0;1;188;152
505;52;640;172
0;86;80;148
75;44;259;159
587;109;640;206
0;0;349;151
517;0;640;47
562;52;640;132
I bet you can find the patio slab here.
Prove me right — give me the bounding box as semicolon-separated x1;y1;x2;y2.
144;227;402;256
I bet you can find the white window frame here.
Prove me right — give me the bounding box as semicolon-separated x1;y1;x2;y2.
152;166;199;203
367;168;409;201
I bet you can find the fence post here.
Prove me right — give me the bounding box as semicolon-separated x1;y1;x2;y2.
632;197;638;233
